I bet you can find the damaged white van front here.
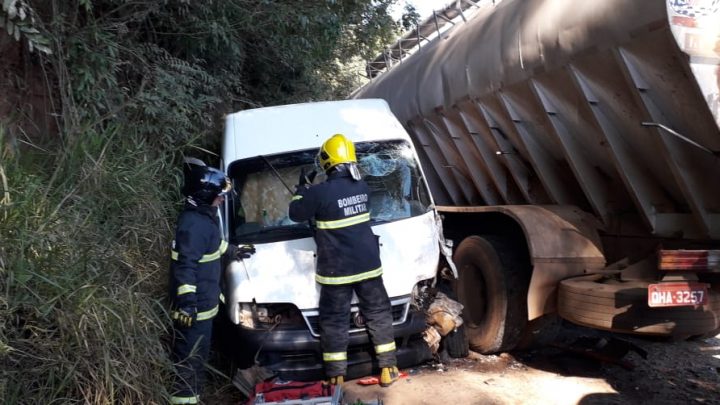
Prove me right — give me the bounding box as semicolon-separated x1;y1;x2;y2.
220;99;441;380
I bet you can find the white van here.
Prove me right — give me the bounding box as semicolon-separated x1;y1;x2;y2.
219;99;445;380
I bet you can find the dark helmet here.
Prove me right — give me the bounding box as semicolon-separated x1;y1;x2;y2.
182;165;231;205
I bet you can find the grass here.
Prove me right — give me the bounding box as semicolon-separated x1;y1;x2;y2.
0;124;183;404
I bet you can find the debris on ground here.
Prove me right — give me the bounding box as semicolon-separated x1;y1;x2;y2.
233;366;276;398
426;292;464;336
423;325;442;353
423;292;464;354
550;336;648;370
356;371;409;385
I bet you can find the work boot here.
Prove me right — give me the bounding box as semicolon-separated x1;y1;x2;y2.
328;375;344;385
379;366;399;387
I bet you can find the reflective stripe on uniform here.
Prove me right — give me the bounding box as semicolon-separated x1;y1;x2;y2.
315;213;370;230
219;293;225;304
170;395;198;404
292;195;303;201
171;240;229;263
177;284;196;296
323;351;347;362
375;341;396;354
196;305;219;321
315;267;383;285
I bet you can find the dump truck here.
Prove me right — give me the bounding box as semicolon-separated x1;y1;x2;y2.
352;0;720;354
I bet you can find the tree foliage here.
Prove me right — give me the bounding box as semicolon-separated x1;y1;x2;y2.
0;0;52;54
47;0;400;144
401;3;421;31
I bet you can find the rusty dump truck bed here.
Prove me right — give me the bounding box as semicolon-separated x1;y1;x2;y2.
353;0;720;242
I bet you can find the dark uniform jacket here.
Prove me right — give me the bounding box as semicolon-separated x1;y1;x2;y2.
169;203;227;321
289;169;382;285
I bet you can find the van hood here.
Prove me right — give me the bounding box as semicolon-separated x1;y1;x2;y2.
224;211;439;314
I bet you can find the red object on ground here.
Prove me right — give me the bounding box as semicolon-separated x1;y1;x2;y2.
356;371;409;385
245;379;333;404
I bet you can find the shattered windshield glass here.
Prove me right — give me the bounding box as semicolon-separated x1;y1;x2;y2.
226;140;431;243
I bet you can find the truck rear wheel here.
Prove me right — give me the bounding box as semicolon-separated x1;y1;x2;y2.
453;235;530;353
558;274;720;337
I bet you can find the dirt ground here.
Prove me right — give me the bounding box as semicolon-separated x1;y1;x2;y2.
341;324;720;405
208;323;720;405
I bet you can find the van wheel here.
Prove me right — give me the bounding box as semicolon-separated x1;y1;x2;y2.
453;235;530;353
436;279;470;358
442;325;470;358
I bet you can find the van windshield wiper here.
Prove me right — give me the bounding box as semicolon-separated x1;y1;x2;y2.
259;155;294;195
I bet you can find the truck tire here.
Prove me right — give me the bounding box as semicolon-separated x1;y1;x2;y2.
453;235;530;353
436;280;470;358
558;274;720;337
689;327;720;341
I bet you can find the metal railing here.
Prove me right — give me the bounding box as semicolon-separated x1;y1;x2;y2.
365;0;501;79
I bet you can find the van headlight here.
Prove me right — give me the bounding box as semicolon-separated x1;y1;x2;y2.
236;302;304;329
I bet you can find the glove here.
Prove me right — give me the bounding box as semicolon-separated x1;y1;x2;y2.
233;244;256;260
297;167;317;188
171;306;196;328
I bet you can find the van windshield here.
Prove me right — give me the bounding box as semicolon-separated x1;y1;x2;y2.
226;140;432;243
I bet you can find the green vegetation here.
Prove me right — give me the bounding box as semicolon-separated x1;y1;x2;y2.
0;0;400;403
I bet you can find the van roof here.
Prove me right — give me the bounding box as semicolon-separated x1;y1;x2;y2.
222;99;411;168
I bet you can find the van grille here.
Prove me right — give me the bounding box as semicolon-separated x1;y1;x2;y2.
301;297;410;338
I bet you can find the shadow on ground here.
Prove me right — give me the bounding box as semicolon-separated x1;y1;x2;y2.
201;321;720;404
512;322;720;404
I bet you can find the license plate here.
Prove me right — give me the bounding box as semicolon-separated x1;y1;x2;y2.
648;282;708;307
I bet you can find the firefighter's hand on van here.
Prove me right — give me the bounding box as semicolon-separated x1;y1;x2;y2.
171;306;196;328
297;167;317;188
233;244;256;260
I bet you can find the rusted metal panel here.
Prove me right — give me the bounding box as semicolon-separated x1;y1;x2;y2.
437;204;606;319
354;0;720;240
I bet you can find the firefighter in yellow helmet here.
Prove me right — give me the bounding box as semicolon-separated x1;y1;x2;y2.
289;134;400;387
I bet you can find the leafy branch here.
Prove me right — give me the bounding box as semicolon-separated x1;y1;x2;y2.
0;0;51;54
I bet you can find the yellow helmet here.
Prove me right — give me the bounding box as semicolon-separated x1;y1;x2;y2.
318;133;356;172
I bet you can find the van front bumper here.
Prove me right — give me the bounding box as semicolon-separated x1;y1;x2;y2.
228;310;432;381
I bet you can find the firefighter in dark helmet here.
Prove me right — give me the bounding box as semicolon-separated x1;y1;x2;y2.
168;161;254;404
288;134;399;387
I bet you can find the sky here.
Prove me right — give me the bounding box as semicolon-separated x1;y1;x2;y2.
390;0;450;21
